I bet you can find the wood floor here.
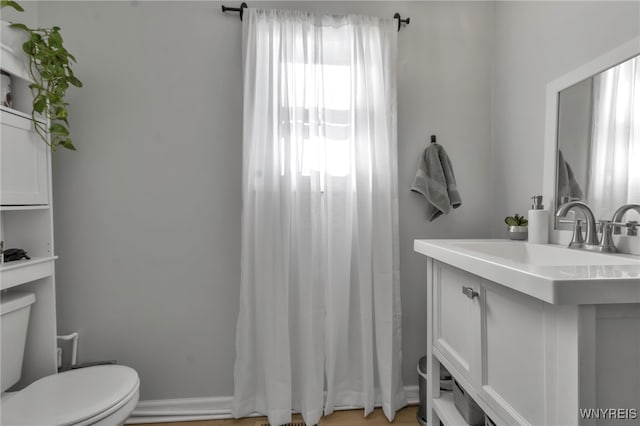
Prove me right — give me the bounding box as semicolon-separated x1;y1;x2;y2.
136;405;420;426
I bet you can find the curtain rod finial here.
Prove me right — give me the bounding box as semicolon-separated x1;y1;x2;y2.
393;13;410;32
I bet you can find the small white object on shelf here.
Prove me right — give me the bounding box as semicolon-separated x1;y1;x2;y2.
1;70;12;108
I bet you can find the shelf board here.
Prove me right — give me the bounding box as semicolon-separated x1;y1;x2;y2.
0;105;46;124
0;256;58;289
0;205;50;211
0;256;57;272
433;391;470;426
1;105;31;120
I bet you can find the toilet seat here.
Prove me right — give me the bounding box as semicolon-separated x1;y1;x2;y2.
1;365;139;426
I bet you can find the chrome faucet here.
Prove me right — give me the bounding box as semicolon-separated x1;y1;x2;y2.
556;202;639;253
590;203;640;253
611;204;640;236
555;201;599;249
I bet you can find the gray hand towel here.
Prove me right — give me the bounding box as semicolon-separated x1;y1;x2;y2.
557;150;584;200
410;143;462;221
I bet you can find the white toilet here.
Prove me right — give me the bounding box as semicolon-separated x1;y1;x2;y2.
1;291;140;426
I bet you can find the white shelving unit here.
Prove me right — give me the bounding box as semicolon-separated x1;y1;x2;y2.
1;36;59;389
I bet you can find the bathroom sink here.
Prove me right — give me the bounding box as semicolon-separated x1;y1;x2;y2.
444;240;640;266
414;239;640;305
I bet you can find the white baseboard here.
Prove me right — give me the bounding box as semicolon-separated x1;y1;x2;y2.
128;396;235;423
405;385;420;405
127;386;419;424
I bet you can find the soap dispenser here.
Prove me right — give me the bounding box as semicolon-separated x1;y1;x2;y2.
528;195;549;244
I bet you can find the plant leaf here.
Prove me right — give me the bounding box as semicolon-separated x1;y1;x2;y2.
49;122;69;135
33;96;46;113
9;23;29;31
1;0;25;11
61;139;76;150
69;76;82;87
21;40;32;54
54;107;67;119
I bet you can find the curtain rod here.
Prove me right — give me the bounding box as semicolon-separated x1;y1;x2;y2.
221;3;411;32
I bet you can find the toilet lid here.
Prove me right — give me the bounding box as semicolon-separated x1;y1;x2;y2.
1;365;139;426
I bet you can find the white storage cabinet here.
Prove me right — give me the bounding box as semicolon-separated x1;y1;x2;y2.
1;45;59;389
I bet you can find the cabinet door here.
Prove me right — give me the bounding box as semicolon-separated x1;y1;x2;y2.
433;261;482;389
1;110;49;205
481;281;547;426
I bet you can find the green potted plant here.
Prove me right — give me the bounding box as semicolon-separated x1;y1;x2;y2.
1;0;82;151
504;213;528;240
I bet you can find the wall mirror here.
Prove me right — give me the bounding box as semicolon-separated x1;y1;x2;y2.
543;37;640;240
556;54;639;222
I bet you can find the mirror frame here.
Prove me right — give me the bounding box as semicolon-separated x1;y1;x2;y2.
542;36;640;247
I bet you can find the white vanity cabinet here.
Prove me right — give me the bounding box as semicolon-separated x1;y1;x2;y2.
429;260;554;426
423;254;640;426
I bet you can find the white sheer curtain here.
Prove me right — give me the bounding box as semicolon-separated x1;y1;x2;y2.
233;8;405;426
587;56;640;218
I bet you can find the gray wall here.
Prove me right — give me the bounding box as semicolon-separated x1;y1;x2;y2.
490;1;640;235
45;1;244;399
42;1;494;400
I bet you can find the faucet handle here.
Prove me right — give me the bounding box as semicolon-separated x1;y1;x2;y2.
612;220;638;236
596;219;606;234
597;220;617;253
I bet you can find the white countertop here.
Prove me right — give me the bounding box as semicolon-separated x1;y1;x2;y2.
414;239;640;305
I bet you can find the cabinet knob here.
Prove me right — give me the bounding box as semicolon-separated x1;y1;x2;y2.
462;286;479;299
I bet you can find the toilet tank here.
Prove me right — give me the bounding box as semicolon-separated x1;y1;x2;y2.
1;291;36;392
